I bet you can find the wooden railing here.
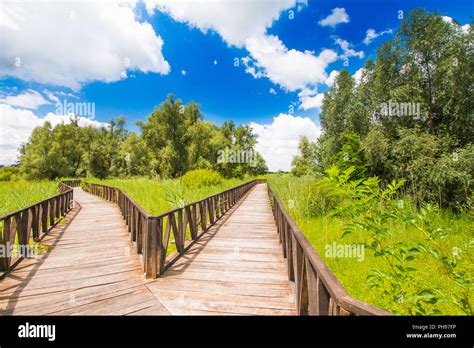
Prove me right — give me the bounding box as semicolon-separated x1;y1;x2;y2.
60;179;82;188
82;180;257;278
267;184;390;316
0;182;75;273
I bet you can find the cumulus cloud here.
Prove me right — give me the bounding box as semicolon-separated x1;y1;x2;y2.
442;16;470;33
144;0;303;47
334;38;365;59
0;103;108;164
318;8;350;27
0;89;51;109
363;28;393;45
250;113;321;171
298;87;325;110
352;67;365;86
243;35;338;91
145;1;335;94
269;88;277;95
0;1;170;89
325;70;339;87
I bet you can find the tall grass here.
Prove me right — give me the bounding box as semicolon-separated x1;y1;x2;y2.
89;176;247;215
0;180;58;216
267;174;474;315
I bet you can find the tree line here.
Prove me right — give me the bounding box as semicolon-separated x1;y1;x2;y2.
19;95;268;180
292;9;473;209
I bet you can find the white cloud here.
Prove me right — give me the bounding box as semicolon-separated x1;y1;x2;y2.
144;0;303;47
298;87;325;110
213;60;218;65
0;1;170;89
442;16;470;34
269;88;277;95
318;8;350;27
243;35;338;91
0;89;51;109
325;70;339;87
352;67;365;86
250;113;321;171
334;38;365;59
43;90;61;104
363;28;392;45
0;103;107;164
181;70;187;76
145;1;334;93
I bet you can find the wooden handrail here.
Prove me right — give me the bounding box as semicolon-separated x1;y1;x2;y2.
0;182;75;273
81;180;258;278
60;179;82;188
266;183;391;316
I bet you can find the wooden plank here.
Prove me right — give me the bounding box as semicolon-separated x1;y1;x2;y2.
151;184;297;315
0;183;298;316
0;188;167;316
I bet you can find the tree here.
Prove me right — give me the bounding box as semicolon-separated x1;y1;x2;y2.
305;8;473;208
87;117;127;178
138;95;200;178
20;120;86;179
117;133;152;176
291;136;318;176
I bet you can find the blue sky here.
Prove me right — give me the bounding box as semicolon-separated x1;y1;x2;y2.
0;0;472;170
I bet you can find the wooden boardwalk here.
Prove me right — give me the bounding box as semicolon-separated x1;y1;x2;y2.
0;184;296;315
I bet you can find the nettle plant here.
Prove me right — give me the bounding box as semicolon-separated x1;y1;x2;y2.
319;166;472;315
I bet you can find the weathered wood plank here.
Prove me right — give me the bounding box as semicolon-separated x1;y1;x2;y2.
150;184;296;315
0;188;168;315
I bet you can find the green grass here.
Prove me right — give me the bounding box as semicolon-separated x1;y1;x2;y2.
88;176;247;216
0;180;59;216
88;176;249;257
268;174;474;315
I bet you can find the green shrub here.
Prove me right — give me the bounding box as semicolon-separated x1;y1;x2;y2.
0;166;21;181
180;169;224;188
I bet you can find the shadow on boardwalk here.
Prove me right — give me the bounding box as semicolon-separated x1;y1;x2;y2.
0;184;295;316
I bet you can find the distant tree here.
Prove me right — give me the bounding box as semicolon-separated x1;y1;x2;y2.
291;136;318;176
138;94;199;178
117;133;152;176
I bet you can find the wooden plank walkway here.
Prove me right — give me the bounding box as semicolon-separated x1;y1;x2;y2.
0;188;170;315
147;184;296;315
0;184;296;315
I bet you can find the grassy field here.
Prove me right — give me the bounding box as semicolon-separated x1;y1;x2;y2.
267;174;474;315
0;180;59;216
88;176;247;216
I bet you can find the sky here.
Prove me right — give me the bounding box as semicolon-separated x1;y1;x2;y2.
0;0;472;171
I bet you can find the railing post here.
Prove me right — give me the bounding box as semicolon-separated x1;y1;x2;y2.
145;217;158;279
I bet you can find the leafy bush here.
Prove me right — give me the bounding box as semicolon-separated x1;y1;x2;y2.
429;144;474;210
180;169;224;188
0;166;21;181
323;166;473;315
